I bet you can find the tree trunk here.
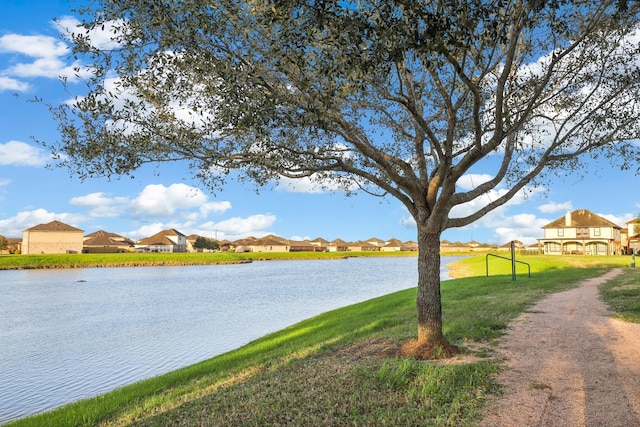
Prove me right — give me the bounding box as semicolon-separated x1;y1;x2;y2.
397;226;458;359
416;229;447;344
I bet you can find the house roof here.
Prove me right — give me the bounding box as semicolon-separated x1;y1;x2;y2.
255;236;290;246
83;235;131;247
289;239;312;246
260;234;290;244
542;209;621;229
24;220;83;232
136;229;186;245
86;229;119;238
350;240;378;248
85;230;133;243
384;238;403;247
499;240;524;248
330;238;349;245
366;237;386;245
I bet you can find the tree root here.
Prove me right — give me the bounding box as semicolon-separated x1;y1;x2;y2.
388;339;462;360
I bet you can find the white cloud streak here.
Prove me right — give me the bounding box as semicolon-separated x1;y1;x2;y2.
0;141;50;166
538;201;573;213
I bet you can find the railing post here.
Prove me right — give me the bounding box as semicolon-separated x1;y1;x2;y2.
511;241;516;281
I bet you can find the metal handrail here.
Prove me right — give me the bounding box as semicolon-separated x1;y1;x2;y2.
486;253;531;280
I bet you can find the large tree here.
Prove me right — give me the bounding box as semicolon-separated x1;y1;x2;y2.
48;0;640;357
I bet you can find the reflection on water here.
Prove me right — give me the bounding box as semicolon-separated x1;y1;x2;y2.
0;256;462;423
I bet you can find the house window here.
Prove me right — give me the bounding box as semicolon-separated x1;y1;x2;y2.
557;229;564;237
546;242;561;253
577;227;589;238
594;228;601;236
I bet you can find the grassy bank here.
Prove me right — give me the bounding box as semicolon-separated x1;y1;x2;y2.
5;255;639;426
0;251;413;270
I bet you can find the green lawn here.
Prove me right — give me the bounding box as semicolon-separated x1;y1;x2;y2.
0;251;411;270
5;254;638;427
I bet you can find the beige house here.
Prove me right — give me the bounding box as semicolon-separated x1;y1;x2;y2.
135;229;188;252
251;235;290;252
346;240;380;251
538;209;622;255
326;238;348;252
289;239;322;252
624;217;640;254
83;230;134;253
497;240;525;252
401;240;419;251
231;235;290;252
380;238;403;252
22;220;84;254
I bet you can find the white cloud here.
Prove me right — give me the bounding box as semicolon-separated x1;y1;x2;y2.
0;34;68;57
449;183;544;221
599;212;632;228
490;213;549;245
199;200;232;216
55;16;124;51
288;235;312;241
130;183;229;217
455;174;493;191
0;141;50;166
67;184;232;222
122;212;277;242
0;208;85;236
69;192;130;218
0;33;84;83
399;215;416;228
197;214;277;240
538;201;573;213
121;213;277;242
0;20;109;91
0;76;30;92
276;176;325;193
0;183;238;239
275;173;359;193
125;222;169;241
5;56;78;80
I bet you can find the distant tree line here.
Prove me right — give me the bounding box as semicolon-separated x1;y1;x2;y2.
193;236;220;252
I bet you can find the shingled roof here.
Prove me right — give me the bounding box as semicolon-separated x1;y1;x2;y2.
542;209;621;229
24;220;83;232
136;229;186;245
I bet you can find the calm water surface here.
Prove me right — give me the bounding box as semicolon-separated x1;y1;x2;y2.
0;256;462;423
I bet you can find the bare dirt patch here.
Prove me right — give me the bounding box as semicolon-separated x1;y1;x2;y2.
479;268;640;426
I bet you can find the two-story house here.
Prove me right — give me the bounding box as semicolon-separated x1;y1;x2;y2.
135;229;188;252
538;209;622;255
22;220;84;254
624;217;640;254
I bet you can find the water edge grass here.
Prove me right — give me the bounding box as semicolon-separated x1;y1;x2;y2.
4;255;637;426
0;251;412;270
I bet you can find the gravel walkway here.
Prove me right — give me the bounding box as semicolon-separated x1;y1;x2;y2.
480;269;640;427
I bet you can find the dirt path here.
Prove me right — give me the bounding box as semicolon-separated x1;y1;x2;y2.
479;269;640;427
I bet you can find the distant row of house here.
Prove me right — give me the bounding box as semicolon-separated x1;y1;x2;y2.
2;209;639;255
5;221;422;255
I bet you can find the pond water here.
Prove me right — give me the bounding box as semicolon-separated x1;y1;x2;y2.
0;256;463;423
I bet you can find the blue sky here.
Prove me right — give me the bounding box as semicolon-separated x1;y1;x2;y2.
1;0;638;244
